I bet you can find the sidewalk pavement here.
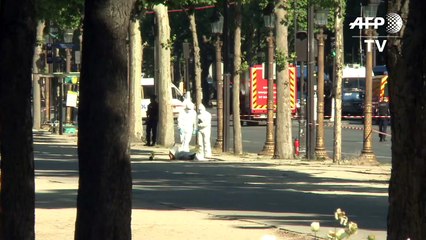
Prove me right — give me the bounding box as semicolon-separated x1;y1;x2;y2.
34;130;390;240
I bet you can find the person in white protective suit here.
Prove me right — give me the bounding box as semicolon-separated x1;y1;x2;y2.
196;104;212;159
184;91;192;102
177;100;197;152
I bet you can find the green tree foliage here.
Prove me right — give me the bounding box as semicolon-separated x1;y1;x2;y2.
37;0;84;29
140;1;215;80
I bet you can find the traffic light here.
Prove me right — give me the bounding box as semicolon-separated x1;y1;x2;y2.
46;43;53;64
296;31;308;40
296;31;308;61
330;36;336;58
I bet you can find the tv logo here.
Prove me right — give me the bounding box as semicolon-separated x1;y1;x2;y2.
364;39;386;53
349;13;403;52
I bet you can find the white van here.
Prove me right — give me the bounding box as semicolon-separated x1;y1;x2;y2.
141;78;185;119
342;64;368;116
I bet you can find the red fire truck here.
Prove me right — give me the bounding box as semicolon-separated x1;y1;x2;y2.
240;64;297;125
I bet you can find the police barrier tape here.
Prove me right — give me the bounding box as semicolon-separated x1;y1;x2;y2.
237;114;391;119
306;122;391;137
325;115;391;119
231;117;392;137
215;114;392;136
324;123;392;137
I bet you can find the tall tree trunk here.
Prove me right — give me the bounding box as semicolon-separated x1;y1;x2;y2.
274;0;293;159
129;18;143;142
153;4;174;147
33;20;45;130
387;1;426;239
188;11;202;110
333;0;345;163
75;0;134;238
232;0;243;155
0;0;36;238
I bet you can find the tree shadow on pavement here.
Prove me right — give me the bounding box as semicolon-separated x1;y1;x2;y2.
131;161;388;232
32;131;388;237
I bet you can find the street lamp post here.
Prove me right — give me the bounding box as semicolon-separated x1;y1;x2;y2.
64;29;73;124
360;0;379;163
222;0;231;152
211;12;224;152
58;79;64;135
73;32;82;71
46;26;59;123
64;29;73;73
295;31;308;157
314;9;329;160
182;41;190;93
260;5;275;156
306;5;316;159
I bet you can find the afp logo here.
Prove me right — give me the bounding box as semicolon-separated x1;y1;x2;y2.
349;13;403;33
385;13;403;34
349;13;403;52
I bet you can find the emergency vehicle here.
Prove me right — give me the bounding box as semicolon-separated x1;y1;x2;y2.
372;74;389;115
341;64;389;118
240;64;297;125
140;78;185;120
342;64;367;116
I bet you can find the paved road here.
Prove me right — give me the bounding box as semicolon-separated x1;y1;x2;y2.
203;108;391;164
238;121;391;163
131;150;389;240
34;131;389;240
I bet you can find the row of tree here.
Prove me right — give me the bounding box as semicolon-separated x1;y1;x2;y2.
138;0;343;160
1;0;425;239
29;0;351;160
